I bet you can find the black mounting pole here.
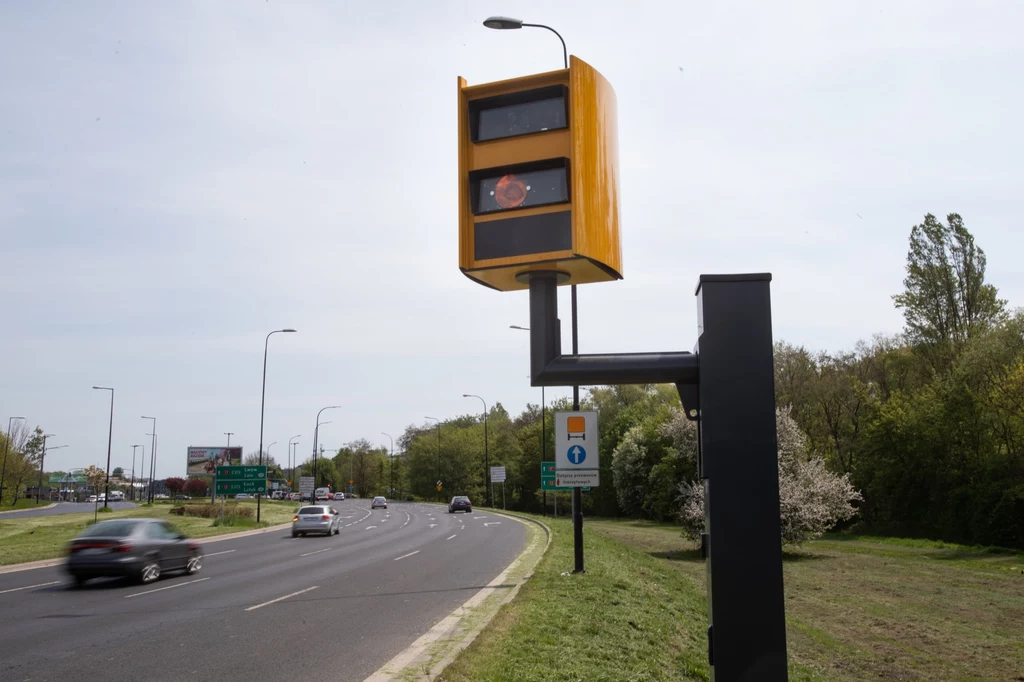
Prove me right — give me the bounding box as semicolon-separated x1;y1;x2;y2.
571;284;584;573
525;270;788;681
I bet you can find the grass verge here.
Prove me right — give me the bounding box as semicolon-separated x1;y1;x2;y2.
0;499;53;512
589;519;1024;682
0;499;299;566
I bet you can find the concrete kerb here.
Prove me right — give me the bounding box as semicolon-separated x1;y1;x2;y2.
363;509;552;682
0;522;294;575
0;503;58;515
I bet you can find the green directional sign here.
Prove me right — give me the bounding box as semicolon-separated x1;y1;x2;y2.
216;466;267;495
216;466;267;480
541;462;574;491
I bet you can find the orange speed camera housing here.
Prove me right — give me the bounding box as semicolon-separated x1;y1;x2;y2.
458;56;622;291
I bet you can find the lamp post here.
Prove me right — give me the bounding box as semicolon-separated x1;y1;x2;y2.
482;16;568;68
224;432;234;446
511;325;547;514
381;432;394;498
93;386;114;509
257;328;297;522
131;445;142;501
288;435;300;489
425;417;441;502
37;435;57;503
142;416;156;503
1;416;26;505
462;395;491;507
312;407;341;494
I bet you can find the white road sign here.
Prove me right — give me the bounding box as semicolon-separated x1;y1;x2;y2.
554;411;599;487
490;466;506;483
299;476;315;494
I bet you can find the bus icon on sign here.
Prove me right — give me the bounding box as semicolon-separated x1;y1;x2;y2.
567;416;586;440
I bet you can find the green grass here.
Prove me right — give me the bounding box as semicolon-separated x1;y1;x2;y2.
588;519;1024;681
0;499;300;566
0;498;52;511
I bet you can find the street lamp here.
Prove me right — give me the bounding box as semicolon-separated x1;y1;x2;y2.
131;444;143;501
482;16;568;69
93;386;114;509
1;416;26;504
288;434;300;488
425;417;441;502
141;416;156;503
224;432;234;446
312;407;341;492
37;435;62;504
382;432;394;498
258;328;297;523
462;395;491;507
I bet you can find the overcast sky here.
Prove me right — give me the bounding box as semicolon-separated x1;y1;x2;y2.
2;1;1021;479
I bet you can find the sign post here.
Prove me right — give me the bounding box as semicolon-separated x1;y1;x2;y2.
490;466;506;510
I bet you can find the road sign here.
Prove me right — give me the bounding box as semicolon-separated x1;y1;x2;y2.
555;411;600;487
349;479;354;485
216;466;266;480
436;483;443;492
215;465;268;496
490;466;506;483
299;476;314;495
541;462;574;491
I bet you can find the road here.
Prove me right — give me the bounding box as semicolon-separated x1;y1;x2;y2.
0;502;525;681
0;500;139;519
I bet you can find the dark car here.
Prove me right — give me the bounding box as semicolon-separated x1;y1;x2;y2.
448;496;472;513
65;518;203;587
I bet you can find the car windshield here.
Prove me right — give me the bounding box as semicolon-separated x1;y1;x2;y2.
298;506;325;515
454;497;469;502
78;520;140;537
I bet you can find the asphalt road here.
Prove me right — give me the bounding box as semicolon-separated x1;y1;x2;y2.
0;500;139;519
0;502;525;681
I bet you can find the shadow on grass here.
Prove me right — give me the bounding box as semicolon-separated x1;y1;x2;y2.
782;550;829;562
650;549;703;563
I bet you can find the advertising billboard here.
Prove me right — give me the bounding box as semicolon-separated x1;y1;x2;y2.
187;446;242;475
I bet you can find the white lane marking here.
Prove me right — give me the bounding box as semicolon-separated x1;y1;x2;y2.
245;585;319;612
446;534;457;540
393;550;420;561
484;522;502;527
125;577;210;599
400;513;410;529
204;550;236;558
339;516;354;519
428;524;437;528
0;580;60;595
381;518;388;523
365;525;377;530
299;547;333;557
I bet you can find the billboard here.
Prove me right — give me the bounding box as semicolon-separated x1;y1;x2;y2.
187;446;242;475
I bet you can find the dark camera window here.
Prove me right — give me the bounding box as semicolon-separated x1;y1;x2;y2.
469;85;568;142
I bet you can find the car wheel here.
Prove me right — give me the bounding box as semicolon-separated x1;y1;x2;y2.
186;552;203;575
291;531;298;538
139;558;161;584
467;509;472;513
72;575;89;588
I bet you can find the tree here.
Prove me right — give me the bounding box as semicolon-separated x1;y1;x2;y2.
183;478;208;496
672;408;862;545
82;465;106;498
893;213;1005;367
164;477;186;497
112;467;124;478
5;426;42;504
243;451;278;468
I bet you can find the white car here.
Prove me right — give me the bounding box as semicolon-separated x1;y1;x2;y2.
371;496;387;510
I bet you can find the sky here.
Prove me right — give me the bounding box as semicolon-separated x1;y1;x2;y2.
1;1;1021;479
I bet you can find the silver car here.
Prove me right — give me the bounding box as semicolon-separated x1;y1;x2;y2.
292;505;340;537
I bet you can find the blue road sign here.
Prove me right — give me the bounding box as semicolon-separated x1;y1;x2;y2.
567;445;587;465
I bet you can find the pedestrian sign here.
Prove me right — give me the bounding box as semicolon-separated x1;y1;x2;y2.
555;411;600;487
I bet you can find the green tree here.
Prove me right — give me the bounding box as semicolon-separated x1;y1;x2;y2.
112;467;124;478
893;213;1006;368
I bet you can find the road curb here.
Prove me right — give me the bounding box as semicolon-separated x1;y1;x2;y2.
0;503;57;515
0;522;294;574
363;510;552;682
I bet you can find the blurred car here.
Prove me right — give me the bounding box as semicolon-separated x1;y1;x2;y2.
234;493;252;500
334;492;345;500
174;494;191;500
287;492;301;501
65;518;202;587
371;496;387;510
85;495;98;503
291;505;340;537
448;496;472;513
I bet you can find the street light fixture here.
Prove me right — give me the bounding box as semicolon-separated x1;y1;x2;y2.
141;416;156;503
312;407;341;492
38;436;65;504
462;395;491;507
1;416;26;504
224;432;234;446
482;16;568;68
258;328;297;523
93;386;114;509
425;417;441;502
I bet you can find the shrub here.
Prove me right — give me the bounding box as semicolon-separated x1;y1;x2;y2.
179;504;253;519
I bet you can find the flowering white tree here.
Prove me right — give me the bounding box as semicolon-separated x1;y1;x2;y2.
610;426;650;517
666;407;862;545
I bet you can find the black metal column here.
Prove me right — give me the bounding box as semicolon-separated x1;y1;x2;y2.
695;274;787;681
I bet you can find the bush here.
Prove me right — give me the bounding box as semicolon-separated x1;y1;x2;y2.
212;514;261;528
97;506;113;513
178;504;253;519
